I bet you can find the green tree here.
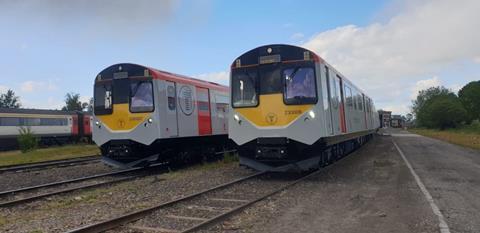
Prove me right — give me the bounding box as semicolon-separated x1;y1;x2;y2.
411;86;450;118
458;81;480;121
0;89;21;108
417;93;467;129
62;93;84;111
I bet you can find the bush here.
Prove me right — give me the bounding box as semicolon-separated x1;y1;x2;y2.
417;94;467;129
17;127;38;153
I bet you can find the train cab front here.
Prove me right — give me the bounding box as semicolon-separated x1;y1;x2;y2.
92;63;159;168
229;44;323;172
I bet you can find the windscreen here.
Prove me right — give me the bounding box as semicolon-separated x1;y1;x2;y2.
283;67;317;105
130;80;154;113
94;82;113;115
231;68;258;107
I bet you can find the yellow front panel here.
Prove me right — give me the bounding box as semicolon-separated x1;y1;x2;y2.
97;104;150;131
235;94;313;127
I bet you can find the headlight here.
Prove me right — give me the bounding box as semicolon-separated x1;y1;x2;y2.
148;118;153;123
234;114;240;121
308;110;315;119
95;121;100;126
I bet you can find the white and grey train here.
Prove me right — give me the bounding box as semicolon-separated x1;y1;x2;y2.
0;108;93;150
92;63;230;168
229;44;380;171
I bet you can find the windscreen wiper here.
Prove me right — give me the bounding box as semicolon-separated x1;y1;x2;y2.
130;81;143;97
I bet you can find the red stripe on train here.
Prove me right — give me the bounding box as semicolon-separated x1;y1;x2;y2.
196;87;212;135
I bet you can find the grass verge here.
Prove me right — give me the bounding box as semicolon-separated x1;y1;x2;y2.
0;144;100;167
409;128;480;150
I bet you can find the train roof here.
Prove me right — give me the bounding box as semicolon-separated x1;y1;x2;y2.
231;44;370;99
0;108;90;116
231;44;322;68
95;63;228;92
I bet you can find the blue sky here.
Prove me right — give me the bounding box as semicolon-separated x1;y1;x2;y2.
0;0;479;114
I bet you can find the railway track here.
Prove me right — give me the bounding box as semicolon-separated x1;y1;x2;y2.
0;155;100;173
0;164;166;208
66;169;321;233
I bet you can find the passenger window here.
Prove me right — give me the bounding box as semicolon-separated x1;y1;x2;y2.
197;90;210;112
0;117;19;126
167;85;176;110
353;92;358;110
358;95;363;111
215;94;229;118
345;86;353;108
329;74;338;109
24;118;41;126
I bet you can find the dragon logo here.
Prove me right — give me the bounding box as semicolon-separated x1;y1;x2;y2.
265;112;278;125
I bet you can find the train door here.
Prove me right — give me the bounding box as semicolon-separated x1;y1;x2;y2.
72;115;79;136
336;76;347;133
362;93;368;129
325;66;335;135
196;87;212;135
363;95;368;130
369;99;374;128
165;81;178;137
327;68;340;134
344;85;353;132
78;113;85;138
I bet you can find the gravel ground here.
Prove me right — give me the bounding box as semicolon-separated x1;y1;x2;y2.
201;135;438;233
0;161;112;191
0;162;254;233
0;174;134;204
120;173;303;232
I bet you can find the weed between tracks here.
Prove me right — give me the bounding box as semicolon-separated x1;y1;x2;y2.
0;216;6;227
164;152;239;179
0;144;100;167
41;188;112;210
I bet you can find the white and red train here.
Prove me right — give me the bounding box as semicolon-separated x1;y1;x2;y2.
92;63;230;167
229;44;380;171
0;108;92;150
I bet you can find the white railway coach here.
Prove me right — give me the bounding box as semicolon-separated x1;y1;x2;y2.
92;63;230;168
229;44;380;171
0;108;92;150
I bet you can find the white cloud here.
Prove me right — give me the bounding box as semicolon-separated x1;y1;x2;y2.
410;76;442;99
20;80;58;93
21;97;64;110
302;0;480;114
382;104;410;115
0;85;8;93
449;84;463;94
474;56;480;64
290;32;304;40
194;71;229;85
20;81;36;92
79;95;92;104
